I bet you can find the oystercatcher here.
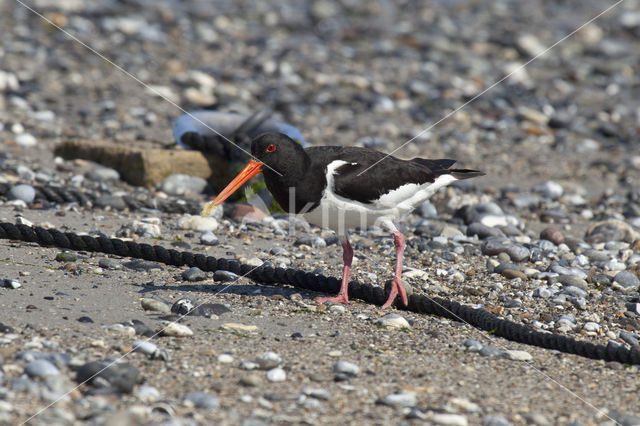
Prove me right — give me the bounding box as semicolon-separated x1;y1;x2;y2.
203;133;484;308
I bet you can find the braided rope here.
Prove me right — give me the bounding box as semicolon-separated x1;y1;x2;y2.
1;222;638;365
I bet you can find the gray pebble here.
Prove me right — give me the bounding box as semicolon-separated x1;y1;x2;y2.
560;286;588;298
533;286;556;298
214;270;238;282
557;275;588;290
94;195;127;210
303;387;331;400
184;391;219;410
614;271;640;289
468;223;506;239
463;338;483;352
24;359;60;378
256;352;282;370
533;181;563;199
482;415;512;426
123;260;163;271
619;331;639;347
200;231;219;246
8;184;36;203
269;246;288;256
171;298;196;315
98;258;122;270
416;202;437;218
161;174;209;196
377;392;416;408
136;385;161;402
182;267;206;282
479;346;502;357
86;166;120;182
266;367;286;382
132;341;158;357
333;360;360;376
2;279;22;289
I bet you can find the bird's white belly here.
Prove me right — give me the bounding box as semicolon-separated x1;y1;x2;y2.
301;201;398;234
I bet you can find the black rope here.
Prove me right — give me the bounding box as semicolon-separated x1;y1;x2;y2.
1;222;638;365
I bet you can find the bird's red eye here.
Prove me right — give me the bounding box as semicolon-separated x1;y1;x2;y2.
266;144;276;153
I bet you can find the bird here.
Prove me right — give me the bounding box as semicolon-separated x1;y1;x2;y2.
203;132;485;308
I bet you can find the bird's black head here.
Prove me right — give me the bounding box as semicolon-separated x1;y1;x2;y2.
251;133;308;178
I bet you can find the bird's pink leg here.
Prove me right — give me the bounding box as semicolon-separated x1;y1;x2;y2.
382;231;408;309
316;238;353;304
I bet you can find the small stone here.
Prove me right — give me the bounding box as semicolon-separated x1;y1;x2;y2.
8;185;36;203
333;360;360;376
375;313;411;329
256;352;282;370
503;350;533;361
240;374;262;387
2;279;22;289
123;260;163;272
613;271;640;290
240;361;260;370
223;323;258;332
200;231;219;246
98;258;121;270
132;341;158;357
432;413;469;426
217;354;234;364
161;174;209;196
463;339;483;352
77;316;94;323
214;270;238;282
328;305;346;314
86;167;120;182
15;133;37;147
533;181;563;199
171;298;196;315
479;346;502;357
583;322;600;333
501;269;526;280
540;227;564;245
303;387;331;400
557;275;588;290
377;392;416;408
159;322;193;337
177;215;218;231
141;298;170;313
75;361;139;393
182;267;206;282
136;385;160;403
482;415;512;426
24;360;59;378
197;303;230;317
266;368;286;382
184;392;219;410
55;251;77;262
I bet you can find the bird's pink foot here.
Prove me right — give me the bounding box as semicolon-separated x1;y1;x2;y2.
381;278;408;309
315;294;349;305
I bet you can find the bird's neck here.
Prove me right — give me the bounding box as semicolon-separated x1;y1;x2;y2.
263;156;317;214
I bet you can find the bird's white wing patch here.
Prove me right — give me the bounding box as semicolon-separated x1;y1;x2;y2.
376;174;458;208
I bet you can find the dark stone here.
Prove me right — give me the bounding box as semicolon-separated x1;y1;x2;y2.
468;223;505;239
181;267;206;282
55;251;77;262
197;303;231;316
75;361;139;393
172;298;197;315
123;260;163;271
214;270;238;282
77;316;94;323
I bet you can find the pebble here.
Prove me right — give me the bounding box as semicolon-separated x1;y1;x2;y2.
463;339;483;352
161;174;208;196
75;361;139;393
200;231;219;245
86;167;120;182
182;267;206;282
159;322;193;337
503;350;533;361
132;341;158;357
377;392;416;408
266;368;286;382
217;354;234;364
583;322;600;333
177;215;218;231
15;133;37;147
482;415;512;426
55;251;77;262
223;323;258;332
183;392;219;410
375;313;411;329
303;387;331;400
533;181;563;199
540;227;564;245
333;360;360;376
432;413;469;426
8;185;36;203
256;352;282;370
2;279;22;289
214;270;238;282
613;271;640;290
479;346;502;357
141;298;170;313
136;385;161;403
98;258;122;270
123;260;163;271
24;359;60;378
557;275;588;290
240;374;262;387
328;305;346;314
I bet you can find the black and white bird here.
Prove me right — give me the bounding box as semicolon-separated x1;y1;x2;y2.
204;133;485;308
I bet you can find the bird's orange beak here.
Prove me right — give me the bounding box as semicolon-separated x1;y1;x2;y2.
201;160;264;217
